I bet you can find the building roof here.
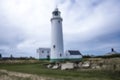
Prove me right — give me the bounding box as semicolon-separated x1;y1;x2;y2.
68;50;82;55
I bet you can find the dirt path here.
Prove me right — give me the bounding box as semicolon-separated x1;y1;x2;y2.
0;69;62;80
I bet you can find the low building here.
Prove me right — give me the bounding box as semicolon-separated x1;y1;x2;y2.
65;50;82;61
37;48;50;60
106;48;120;55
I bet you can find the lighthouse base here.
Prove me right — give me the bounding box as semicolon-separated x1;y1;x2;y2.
50;58;65;62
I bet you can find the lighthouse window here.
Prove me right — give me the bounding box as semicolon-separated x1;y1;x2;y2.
60;53;62;57
53;45;56;48
58;20;60;23
54;11;58;16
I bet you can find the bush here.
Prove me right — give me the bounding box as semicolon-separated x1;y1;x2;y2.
95;54;120;58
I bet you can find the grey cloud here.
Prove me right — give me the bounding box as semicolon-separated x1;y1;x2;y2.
65;31;120;55
0;23;25;47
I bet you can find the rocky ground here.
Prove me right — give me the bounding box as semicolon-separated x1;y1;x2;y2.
47;58;120;70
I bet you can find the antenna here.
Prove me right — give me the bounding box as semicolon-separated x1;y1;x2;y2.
55;1;59;8
54;4;58;11
55;5;58;9
54;2;59;10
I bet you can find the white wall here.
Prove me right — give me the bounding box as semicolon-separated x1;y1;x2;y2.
37;48;50;59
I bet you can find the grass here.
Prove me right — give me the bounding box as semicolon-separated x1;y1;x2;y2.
0;63;120;80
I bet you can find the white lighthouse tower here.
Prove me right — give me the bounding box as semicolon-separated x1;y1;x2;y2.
50;8;64;62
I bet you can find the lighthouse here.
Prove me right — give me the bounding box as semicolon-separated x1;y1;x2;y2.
50;8;64;62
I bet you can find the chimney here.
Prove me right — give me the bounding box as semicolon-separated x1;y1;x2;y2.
111;48;114;52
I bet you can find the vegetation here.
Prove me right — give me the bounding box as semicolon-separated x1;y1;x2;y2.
83;54;120;58
95;54;120;58
0;63;120;80
83;55;92;58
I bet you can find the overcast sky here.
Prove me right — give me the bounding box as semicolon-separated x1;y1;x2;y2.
0;0;120;58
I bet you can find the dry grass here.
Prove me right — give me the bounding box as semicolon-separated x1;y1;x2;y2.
0;63;120;80
0;59;120;80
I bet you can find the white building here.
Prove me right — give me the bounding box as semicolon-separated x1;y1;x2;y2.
37;48;50;60
50;8;64;62
65;50;82;61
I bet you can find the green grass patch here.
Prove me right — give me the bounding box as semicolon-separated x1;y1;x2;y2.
0;63;120;80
